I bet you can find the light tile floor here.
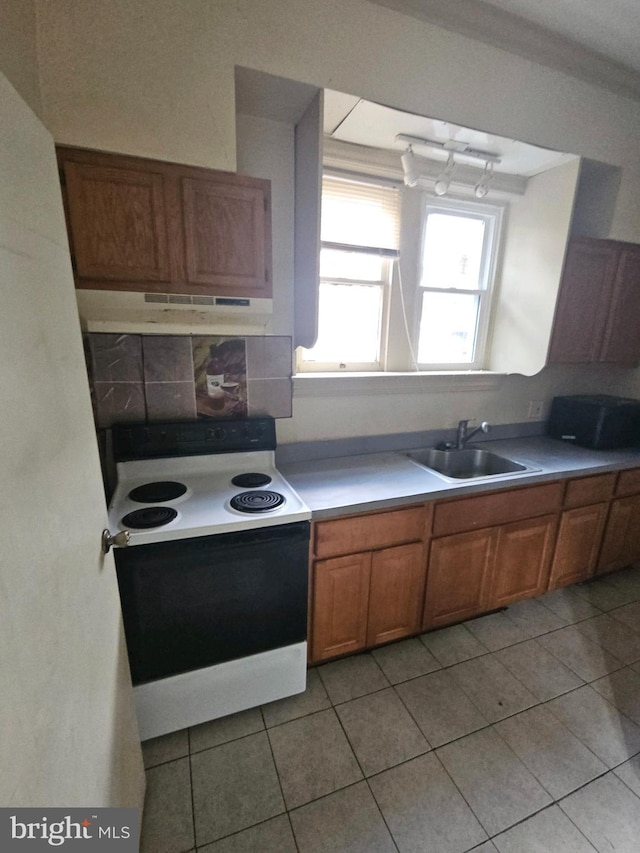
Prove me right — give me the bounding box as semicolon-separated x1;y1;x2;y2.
140;565;640;853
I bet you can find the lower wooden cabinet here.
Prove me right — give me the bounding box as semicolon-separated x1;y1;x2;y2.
423;529;495;630
424;515;557;630
367;543;426;646
310;507;429;662
548;503;609;588
491;515;558;607
312;552;370;661
597;495;640;575
309;468;640;662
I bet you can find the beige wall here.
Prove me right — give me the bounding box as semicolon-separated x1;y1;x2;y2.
33;0;640;442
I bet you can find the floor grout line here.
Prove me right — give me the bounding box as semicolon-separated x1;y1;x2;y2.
186;727;197;853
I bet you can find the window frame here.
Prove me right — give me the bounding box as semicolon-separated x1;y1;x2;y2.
413;195;505;372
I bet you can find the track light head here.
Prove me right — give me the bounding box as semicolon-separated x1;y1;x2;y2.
401;145;419;187
434;152;455;197
474;160;494;199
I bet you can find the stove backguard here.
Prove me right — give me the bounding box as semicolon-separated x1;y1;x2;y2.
113;417;276;462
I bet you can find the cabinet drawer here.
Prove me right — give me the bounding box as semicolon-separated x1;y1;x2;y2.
616;468;640;497
564;473;616;507
433;483;563;537
314;505;430;559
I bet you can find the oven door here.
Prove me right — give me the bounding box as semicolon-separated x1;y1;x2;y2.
115;521;309;684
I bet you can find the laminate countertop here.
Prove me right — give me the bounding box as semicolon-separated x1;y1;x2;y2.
280;436;640;519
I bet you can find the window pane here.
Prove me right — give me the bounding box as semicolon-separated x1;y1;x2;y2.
320;248;383;281
303;282;382;363
421;213;485;290
417;292;479;364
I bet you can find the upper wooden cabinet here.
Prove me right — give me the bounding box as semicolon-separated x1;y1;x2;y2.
63;160;172;284
56;146;272;299
548;237;640;366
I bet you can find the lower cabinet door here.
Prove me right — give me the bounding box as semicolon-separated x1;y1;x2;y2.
312;552;371;662
549;503;608;588
367;543;426;647
597;495;640;575
491;515;558;607
423;528;496;630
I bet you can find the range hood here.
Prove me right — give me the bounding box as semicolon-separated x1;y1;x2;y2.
76;289;272;335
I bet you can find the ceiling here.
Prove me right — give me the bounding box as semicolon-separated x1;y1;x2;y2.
479;0;640;72
369;0;640;100
324;94;577;177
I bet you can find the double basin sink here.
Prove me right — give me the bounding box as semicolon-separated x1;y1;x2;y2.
407;447;539;482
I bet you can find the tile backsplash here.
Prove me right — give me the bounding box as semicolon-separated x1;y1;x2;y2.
85;333;292;428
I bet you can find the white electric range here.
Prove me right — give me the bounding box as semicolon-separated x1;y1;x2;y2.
108;418;311;740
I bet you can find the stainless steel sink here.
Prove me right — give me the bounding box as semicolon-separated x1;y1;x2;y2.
406;447;538;480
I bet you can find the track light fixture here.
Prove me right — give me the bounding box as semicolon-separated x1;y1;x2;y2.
399;137;500;198
434;152;456;197
397;133;502;198
474;160;494;198
401;145;419;187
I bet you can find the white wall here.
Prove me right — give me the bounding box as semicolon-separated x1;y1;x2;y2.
489;158;581;375
279;363;640;443
0;3;144;809
236;114;295;337
0;71;144;809
33;0;640;444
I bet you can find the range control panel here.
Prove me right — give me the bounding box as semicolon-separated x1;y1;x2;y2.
112;417;276;460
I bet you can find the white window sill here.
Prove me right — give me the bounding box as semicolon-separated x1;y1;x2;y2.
293;371;506;397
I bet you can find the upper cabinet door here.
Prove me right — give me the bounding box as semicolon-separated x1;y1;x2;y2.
182;176;271;298
599;244;640;364
63;160;171;285
548;238;618;364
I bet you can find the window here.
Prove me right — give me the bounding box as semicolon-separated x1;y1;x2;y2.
416;199;502;370
299;176;400;371
298;175;503;373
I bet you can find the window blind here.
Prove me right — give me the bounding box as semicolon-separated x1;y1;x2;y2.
321;175;401;254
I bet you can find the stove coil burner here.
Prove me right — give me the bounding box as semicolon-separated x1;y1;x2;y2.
230;490;285;513
128;481;187;503
231;472;272;488
122;507;179;529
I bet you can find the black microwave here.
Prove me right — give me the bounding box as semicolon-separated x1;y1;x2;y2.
547;395;640;450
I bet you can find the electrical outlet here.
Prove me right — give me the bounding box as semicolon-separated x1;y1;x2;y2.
527;400;544;420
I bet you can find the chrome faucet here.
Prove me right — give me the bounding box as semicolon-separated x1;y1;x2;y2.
456;419;491;450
